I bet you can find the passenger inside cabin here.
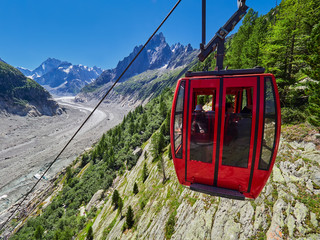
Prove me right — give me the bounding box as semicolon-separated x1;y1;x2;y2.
241;104;253;114
226;102;234;113
224;102;238;145
191;105;207;134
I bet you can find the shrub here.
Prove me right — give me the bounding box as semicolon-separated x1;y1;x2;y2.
165;212;176;239
281;107;306;124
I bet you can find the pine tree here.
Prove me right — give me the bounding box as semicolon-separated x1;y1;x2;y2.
133;182;139;195
151;132;165;160
118;197;123;217
168;148;172;160
34;225;44;240
112;190;119;209
142;163;148;183
126;206;134;229
66;166;72;184
305;22;320;126
87;226;93;240
225;9;258;69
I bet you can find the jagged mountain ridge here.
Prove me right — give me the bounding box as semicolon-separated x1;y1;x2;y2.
0;61;61;116
80;32;198;100
18;58;103;96
18;58;63;79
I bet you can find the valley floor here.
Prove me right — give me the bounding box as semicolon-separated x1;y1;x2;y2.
0;97;131;224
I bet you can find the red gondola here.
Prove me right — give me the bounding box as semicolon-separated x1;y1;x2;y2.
170;1;281;200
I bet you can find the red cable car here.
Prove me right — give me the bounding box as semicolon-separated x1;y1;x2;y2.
170;1;281;200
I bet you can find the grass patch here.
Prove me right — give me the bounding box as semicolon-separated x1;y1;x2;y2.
102;214;118;238
165;211;176;240
295;183;320;220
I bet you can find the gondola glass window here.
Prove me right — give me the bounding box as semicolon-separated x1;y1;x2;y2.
222;88;253;168
190;90;216;163
259;78;277;170
173;81;185;158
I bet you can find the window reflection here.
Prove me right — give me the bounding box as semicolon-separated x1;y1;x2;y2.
174;81;185;158
222;88;253;168
189;92;215;163
259;78;277;170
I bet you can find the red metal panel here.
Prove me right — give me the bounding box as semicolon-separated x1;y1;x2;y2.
171;78;188;185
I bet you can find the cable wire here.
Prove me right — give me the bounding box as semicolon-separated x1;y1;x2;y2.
0;0;182;232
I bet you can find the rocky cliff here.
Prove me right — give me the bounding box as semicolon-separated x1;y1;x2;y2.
0;61;62;116
89;124;320;240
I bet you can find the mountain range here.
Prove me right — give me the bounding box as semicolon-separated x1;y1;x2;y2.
18;58;103;96
79;32;199;101
17;33;197;99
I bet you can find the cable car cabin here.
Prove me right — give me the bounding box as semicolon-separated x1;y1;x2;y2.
170;70;281;200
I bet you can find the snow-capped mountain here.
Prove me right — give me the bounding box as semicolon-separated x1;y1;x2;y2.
18;58;63;79
18;58;103;96
83;32;198;93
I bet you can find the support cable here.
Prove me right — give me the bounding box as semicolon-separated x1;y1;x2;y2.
0;0;181;232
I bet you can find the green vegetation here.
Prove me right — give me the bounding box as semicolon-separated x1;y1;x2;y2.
165;212;176;240
0;61;49;99
0;61;58;115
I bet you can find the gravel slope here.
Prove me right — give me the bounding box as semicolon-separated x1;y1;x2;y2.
0;97;131;223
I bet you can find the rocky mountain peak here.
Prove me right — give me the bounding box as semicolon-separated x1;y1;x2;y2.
18;59;103;96
82;33;198;96
34;58;64;78
148;32;166;48
185;43;194;52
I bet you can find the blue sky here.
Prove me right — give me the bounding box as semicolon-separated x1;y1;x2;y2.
0;0;278;70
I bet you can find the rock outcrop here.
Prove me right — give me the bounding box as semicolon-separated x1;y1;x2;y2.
91;127;320;239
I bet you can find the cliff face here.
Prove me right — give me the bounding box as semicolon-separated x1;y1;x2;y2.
0;61;61;116
90;125;320;240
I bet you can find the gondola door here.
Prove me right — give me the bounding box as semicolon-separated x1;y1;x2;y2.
216;76;260;192
186;78;220;185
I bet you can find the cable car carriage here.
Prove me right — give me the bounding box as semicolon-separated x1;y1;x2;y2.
170;0;281;200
